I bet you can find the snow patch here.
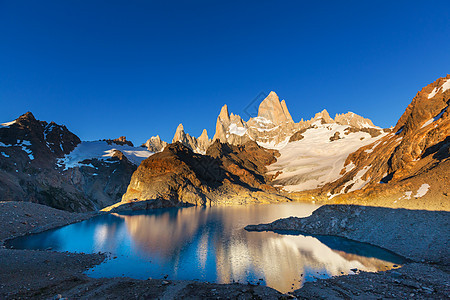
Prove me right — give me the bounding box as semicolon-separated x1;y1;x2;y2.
443;79;450;93
1;120;17;128
1;152;9;158
345;166;372;193
400;191;412;200
0;141;12;147
252;116;273;125
428;87;438;99
344;162;355;173
267;123;385;192
428;79;450;99
228;123;247;136
257;137;290;150
251;125;280;132
20;141;34;160
58;141;153;170
414;184;430;198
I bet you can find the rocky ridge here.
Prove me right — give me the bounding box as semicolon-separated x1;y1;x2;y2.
142;135;168;152
147;91;382;155
0;113;151;212
212;91;383;148
298;75;450;210
105;140;289;211
171;123;212;154
110;91;387;209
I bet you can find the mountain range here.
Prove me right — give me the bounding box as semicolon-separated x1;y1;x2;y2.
1;75;448;212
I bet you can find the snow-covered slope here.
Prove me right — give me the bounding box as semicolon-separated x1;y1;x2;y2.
267;121;387;192
58;141;153;170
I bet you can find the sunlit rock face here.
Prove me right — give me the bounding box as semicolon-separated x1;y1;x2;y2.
113;140;287;209
118;91;386;207
142;135;167;152
171;123;212;154
0;112;152;212
318;75;450;210
257;91;294;125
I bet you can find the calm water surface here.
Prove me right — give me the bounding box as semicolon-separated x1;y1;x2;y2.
8;203;405;292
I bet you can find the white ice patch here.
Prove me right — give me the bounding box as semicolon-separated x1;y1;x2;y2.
428;87;438;99
344;162;355;173
251;125;280;132
346;166;372;193
58;141;153;170
414;184;430;198
252;116;273;125
1;152;9;158
257;136;290;150
1;120;17;128
0;141;12;147
442;79;450;93
20;141;34;160
228;123;247;136
4;140;35;160
399;191;412;200
267;123;385;192
428;79;450;99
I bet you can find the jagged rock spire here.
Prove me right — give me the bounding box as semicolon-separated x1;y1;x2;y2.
312;109;334;123
213;105;231;142
143;135;168;152
257;91;294;124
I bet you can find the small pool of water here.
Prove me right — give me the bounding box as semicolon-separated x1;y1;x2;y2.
7;203;405;293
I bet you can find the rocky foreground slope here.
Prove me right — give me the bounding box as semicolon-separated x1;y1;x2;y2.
245;204;450;298
246;205;449;264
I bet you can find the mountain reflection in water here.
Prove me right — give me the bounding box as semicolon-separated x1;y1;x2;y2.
8;203;405;293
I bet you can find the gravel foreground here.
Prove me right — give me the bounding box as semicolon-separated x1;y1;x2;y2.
2;201;449;299
246;204;450;299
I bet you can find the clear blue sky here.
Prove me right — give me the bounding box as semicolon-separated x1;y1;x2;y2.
1;0;449;145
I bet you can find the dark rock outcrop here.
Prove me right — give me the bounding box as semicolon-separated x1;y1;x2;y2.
104;136;134;147
0;113;137;212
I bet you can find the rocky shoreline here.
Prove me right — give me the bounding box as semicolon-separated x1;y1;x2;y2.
2;201;449;299
0;201;282;299
246;204;450;299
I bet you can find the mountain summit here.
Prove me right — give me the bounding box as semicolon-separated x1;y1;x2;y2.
210;92;382;148
146;91;382;153
257;91;294;125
